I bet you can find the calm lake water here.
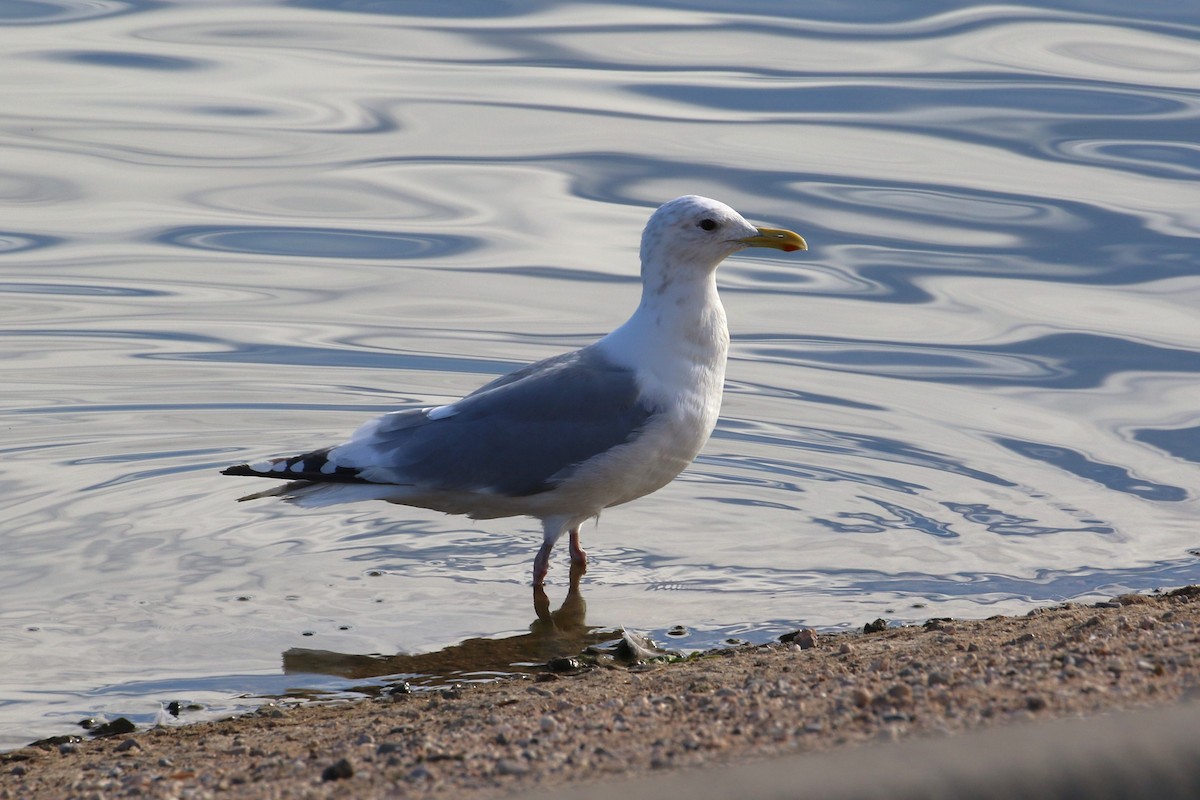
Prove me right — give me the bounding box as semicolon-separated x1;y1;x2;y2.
2;0;1198;748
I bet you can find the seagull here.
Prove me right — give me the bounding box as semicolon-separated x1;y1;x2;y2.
222;195;806;586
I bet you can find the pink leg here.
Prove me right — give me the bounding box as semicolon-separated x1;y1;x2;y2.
568;526;587;572
533;537;554;588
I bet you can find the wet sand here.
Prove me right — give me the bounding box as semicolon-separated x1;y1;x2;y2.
2;586;1197;799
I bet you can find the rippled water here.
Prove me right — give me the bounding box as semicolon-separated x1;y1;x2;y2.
2;0;1198;749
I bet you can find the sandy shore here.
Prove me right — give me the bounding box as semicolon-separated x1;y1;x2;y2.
2;586;1197;799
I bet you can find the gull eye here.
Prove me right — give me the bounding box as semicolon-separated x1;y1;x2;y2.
698;219;718;231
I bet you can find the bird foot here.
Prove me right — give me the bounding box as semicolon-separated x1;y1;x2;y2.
568;528;588;572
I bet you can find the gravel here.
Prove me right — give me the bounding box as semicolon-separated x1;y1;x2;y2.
1;587;1197;800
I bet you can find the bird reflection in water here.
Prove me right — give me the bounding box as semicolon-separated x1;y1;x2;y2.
282;564;610;682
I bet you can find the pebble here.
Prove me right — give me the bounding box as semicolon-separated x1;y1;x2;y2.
539;715;557;733
321;757;354;782
408;765;435;781
496;758;529;776
114;738;140;753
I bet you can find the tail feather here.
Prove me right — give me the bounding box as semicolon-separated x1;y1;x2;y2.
232;480;315;502
220;448;367;484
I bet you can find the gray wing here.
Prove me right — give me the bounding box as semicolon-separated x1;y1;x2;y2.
231;347;657;497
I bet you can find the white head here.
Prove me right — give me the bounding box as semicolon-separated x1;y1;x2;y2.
638;196;806;291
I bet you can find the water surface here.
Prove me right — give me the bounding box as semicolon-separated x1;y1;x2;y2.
1;0;1198;748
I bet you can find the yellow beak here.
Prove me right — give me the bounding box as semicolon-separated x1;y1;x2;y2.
737;226;807;252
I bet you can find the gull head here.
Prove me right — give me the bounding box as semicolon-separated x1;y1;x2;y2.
639;195;807;283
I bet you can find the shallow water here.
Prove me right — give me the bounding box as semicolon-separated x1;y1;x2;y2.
1;0;1198;749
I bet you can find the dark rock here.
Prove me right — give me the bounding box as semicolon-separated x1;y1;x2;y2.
322;758;354;782
89;717;136;738
30;735;81;750
863;619;888;634
547;656;582;673
613;631;676;663
114;738;141;753
780;629;818;649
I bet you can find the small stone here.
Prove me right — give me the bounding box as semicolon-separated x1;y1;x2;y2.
849;688;872;708
10;764;27;776
539;715;557;733
322;758;354;782
356;733;376;746
886;684;913;704
838;643;854;655
408;765;435;781
547;656;582;673
927;671;950;686
496;758;529;776
89;717;136;738
114;738;141;753
864;619;888;634
1026;695;1048;711
58;742;79;755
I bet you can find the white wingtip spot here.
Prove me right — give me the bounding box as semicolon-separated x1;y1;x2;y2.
290;461;306;473
320;461;338;474
270;461;289;473
426;404;458;421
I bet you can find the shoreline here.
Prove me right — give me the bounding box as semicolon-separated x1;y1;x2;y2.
2;586;1197;799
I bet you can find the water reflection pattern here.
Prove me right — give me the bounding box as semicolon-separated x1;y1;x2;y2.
0;0;1198;749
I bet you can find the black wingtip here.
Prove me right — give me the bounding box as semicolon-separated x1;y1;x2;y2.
221;464;258;477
